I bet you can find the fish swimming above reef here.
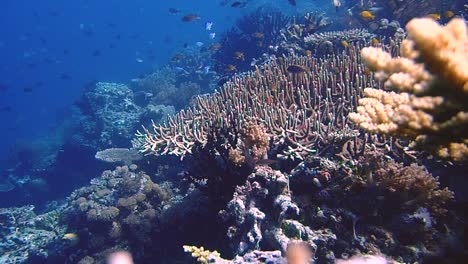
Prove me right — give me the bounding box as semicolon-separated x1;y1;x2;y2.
205;21;213;31
169;8;181;14
251;32;265;39
62;233;79;246
233;51;245;61
427;13;441;20
209;43;221;51
444;10;455;18
182;14;200;22
332;0;341;11
359;11;375;20
231;2;247;8
225;64;237;72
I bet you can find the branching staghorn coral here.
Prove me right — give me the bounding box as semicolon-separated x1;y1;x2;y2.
133;44;372;158
134;44;380;160
349;18;468;161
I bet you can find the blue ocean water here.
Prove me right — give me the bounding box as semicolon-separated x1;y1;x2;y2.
0;0;257;163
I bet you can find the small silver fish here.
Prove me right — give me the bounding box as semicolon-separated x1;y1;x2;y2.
205;21;213;31
332;0;341;11
209;32;216;39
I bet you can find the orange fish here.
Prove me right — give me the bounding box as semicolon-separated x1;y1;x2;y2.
359;11;375;20
427;13;441;20
371;38;379;46
444;10;455;18
305;50;312;56
341;40;349;48
182;14;200;22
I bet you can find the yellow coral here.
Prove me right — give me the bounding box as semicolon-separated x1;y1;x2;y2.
183;245;220;264
349;18;468;161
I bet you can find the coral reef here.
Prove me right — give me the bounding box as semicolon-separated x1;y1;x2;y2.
289;153;454;262
349;18;468;161
60;165;174;263
0;205;66;263
218;166;336;259
131;66;212;110
75;82;142;149
135;44;378;160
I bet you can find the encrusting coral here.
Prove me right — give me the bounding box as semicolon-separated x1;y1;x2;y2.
349;18;468;161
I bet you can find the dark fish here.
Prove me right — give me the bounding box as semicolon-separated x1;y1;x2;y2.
183;43;188;48
23;87;33;92
287;0;297;6
92;49;101;56
182;14;200;22
60;73;71;80
231;2;247;8
287;65;309;73
1;106;12;111
169;8;181;14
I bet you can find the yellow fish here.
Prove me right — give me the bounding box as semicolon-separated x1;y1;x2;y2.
62;233;79;245
444;10;455;18
427;13;441;20
371;38;379;46
341;40;349;48
359;11;375;20
305;50;312;56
